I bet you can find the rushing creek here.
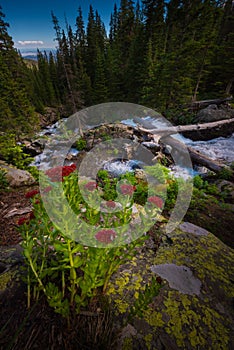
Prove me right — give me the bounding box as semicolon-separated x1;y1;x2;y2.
31;116;234;178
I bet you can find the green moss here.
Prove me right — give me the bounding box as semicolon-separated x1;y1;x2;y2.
143;309;164;328
122;337;133;350
154;229;234;297
106;228;233;349
144;291;230;349
0;270;14;291
144;333;153;350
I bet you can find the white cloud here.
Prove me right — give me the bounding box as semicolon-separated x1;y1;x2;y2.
18;40;44;46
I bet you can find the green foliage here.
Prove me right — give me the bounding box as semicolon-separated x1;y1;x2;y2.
144;163;170;183
193;175;219;195
76;138;87;151
0;134;33;169
0;169;8;190
217;167;233;181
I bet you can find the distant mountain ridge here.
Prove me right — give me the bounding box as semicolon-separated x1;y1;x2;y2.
18;48;56;60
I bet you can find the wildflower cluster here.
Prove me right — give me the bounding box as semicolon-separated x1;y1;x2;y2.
119;184;136;196
45;164;76;182
18;163;166;320
95;229;116;244
147;196;164;208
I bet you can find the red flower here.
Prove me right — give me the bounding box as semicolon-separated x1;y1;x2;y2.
45;164;76;182
120;184;136;196
84;181;97;192
18;217;29;225
29;211;35;220
147;196;164;209
95;229;116;244
106;200;116;209
25;189;39;198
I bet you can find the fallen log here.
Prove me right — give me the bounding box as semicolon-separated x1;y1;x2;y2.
142;133;233;177
187;147;229;174
188;96;233;109
137;117;234;140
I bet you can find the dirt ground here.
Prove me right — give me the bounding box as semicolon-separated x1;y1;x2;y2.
0;187;34;246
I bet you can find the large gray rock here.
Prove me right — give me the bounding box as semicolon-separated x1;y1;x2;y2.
107;222;234;349
0;161;35;187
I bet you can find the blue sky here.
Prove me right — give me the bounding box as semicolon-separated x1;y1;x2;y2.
1;0;120;49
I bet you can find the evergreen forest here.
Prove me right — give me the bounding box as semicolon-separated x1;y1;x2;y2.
0;0;234;136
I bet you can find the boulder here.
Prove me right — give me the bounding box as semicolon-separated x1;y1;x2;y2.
194;104;234;123
107;222;234;349
0;161;35;187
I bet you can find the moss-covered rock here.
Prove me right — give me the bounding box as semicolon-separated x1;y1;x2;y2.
107;222;234;349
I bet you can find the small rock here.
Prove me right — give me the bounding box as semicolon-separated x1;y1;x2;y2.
150;263;202;295
179;222;209;236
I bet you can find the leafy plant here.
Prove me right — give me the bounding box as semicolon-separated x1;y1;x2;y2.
19;164;164;323
76;138;87;151
217;167;233;181
0;134;33;168
0;169;8;190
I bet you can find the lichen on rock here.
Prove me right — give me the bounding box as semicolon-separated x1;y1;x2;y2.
107;223;234;349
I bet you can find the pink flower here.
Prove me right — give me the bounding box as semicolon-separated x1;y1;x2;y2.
25;189;39;198
84;181;97;192
95;229;116;244
120;184;136;196
105;200;116;209
29;211;35;220
147;196;164;208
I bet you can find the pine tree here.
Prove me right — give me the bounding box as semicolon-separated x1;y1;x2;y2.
0;6;37;136
92;48;108;104
125;2;146;102
142;0;166;54
206;0;234;96
86;5;97;84
75;6;86;61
